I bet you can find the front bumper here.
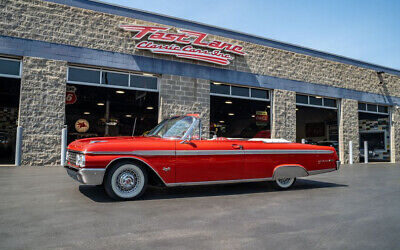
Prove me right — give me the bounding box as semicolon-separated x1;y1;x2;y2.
65;165;105;185
336;160;341;170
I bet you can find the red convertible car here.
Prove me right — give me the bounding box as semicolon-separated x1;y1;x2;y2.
65;115;340;200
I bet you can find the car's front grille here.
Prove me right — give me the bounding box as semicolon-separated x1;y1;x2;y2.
67;151;78;166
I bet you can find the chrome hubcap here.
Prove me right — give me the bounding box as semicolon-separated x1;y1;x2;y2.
116;170;139;193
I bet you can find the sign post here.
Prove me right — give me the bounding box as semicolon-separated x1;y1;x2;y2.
349;141;353;165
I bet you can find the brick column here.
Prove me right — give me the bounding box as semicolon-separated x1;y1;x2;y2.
339;99;359;164
391;106;400;163
271;89;296;141
159;74;210;138
19;57;67;166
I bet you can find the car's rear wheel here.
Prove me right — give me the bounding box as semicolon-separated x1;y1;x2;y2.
274;177;296;189
104;162;147;200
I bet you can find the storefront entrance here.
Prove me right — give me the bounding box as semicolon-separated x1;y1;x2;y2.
358;103;390;162
210;83;271;138
296;94;339;152
0;58;22;165
66;66;159;143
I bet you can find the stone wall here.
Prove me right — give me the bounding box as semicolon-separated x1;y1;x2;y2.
19;57;67;165
271;89;296;141
339;99;359;164
391;107;400;163
159;74;210;138
1;0;400;98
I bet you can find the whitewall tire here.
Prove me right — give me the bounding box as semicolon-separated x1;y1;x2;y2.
105;162;148;200
274;177;296;189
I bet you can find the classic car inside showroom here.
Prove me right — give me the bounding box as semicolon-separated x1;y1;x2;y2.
0;0;400;166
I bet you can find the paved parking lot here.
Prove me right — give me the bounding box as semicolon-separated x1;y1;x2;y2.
0;164;400;250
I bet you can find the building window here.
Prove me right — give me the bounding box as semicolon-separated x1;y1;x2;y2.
130;74;158;90
210;82;270;101
67;66;158;92
358;102;389;115
0;57;21;78
231;86;249;97
210;83;230;95
296;94;337;109
68;67;100;84
101;71;129;87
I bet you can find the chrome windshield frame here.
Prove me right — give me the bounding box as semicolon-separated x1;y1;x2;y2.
147;115;201;140
181;116;200;141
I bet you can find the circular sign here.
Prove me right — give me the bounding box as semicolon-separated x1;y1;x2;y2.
66;91;77;104
75;119;89;133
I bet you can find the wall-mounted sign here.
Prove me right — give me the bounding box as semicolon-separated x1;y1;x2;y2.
75;119;89;133
255;111;269;126
120;25;246;65
66;85;77;105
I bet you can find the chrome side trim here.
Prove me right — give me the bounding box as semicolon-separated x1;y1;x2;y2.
86;150;175;156
166;177;273;187
245;149;334;155
104;157;168;186
308;168;336;175
176;150;244;156
86;149;333;156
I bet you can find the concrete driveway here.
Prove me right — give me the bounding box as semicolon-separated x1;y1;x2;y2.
0;164;399;250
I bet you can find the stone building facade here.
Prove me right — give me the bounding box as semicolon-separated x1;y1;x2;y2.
0;0;399;165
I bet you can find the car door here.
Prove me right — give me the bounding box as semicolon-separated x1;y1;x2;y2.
175;139;244;183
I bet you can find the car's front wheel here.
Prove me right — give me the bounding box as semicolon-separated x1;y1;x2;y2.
104;162;148;200
274;177;296;189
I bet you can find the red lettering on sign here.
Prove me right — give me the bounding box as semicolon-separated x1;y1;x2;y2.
120;25;246;65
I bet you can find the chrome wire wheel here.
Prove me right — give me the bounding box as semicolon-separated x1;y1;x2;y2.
107;163;147;200
275;177;296;189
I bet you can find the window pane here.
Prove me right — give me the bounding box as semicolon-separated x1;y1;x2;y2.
358;103;366;110
378;106;388;113
0;58;20;76
251;89;268;99
210;83;230;95
324;98;336;107
130;75;158;89
367;104;377;112
231;86;249;97
102;71;129;86
309;96;323;106
68;67;100;84
296;94;308;104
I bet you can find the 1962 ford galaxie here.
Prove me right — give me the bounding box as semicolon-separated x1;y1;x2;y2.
65;115;340;200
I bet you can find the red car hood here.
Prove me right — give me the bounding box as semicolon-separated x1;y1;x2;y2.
67;136;170;153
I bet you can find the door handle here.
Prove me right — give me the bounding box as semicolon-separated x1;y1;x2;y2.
232;144;243;150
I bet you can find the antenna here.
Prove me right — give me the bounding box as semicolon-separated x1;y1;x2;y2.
132;117;137;136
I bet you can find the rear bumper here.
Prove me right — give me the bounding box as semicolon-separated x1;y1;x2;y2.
64;165;105;185
336;160;341;170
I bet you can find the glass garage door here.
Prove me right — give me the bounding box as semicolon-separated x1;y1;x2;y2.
65;66;159;143
0;58;21;164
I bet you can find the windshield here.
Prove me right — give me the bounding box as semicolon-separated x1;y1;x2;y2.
146;116;194;138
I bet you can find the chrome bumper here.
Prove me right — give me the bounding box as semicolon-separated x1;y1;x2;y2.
336;160;341;170
64;165;105;185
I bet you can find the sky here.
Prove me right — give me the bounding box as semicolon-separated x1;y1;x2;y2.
101;0;400;69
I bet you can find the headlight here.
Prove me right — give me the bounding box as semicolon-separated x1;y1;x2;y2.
75;154;86;167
